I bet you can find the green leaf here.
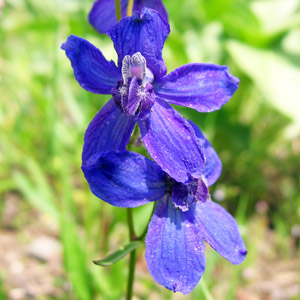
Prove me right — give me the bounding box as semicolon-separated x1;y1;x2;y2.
0;276;7;300
60;212;95;300
227;40;300;136
251;0;300;34
93;241;142;267
13;173;58;220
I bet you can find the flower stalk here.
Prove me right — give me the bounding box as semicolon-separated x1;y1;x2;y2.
126;208;136;300
200;279;216;300
126;0;134;16
115;0;122;21
126;247;136;300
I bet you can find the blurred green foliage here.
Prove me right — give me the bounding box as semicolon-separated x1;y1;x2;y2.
0;0;300;299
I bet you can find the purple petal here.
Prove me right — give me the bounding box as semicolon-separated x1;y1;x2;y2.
61;35;121;94
172;183;189;211
145;196;206;294
154;63;240;112
82;151;167;207
89;0;168;34
89;0;128;34
136;83;155;119
82;99;135;163
127;79;155;119
138;99;205;183
133;0;168;21
127;77;141;115
194;178;209;202
195;201;247;265
188;121;222;186
108;8;170;79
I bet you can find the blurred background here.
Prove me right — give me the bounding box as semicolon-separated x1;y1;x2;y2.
0;0;300;299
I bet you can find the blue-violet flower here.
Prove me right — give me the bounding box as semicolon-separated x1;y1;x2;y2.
89;0;168;33
61;8;239;184
81;123;247;294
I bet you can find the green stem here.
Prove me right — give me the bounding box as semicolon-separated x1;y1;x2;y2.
126;248;136;300
200;278;215;300
126;0;134;16
137;202;155;241
127;208;135;240
126;203;156;299
115;0;122;21
126;208;136;300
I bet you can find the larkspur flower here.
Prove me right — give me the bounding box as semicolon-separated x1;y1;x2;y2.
81;123;247;294
89;0;168;34
62;8;239;184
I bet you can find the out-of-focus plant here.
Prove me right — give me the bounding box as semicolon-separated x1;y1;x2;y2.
0;0;299;299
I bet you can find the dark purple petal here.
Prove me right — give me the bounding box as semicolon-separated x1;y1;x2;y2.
112;80;129;113
136;83;155;119
172;183;189;211
145;196;206;294
194;178;209;202
127;77;141;115
82;151;167;207
89;0;128;34
82;99;135;163
154;63;240;112
133;0;168;21
108;8;170;79
188;121;222;186
89;0;168;34
195;201;247;265
138;99;205;183
61;35;121;94
128;79;155;119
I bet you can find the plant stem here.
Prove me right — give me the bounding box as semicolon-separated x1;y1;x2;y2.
126;208;136;300
127;208;135;240
126;0;134;16
137;202;155;241
126;248;136;300
126;203;156;299
200;278;216;300
115;0;122;21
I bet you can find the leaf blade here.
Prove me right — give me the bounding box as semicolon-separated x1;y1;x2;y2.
93;241;142;267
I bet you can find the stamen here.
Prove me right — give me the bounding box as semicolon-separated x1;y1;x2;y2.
143;68;154;87
119;85;128;96
122;55;131;84
131;52;146;80
121;52;154;86
116;53;155;119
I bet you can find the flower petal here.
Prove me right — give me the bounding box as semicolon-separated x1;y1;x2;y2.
194;177;209;202
82;151;167;207
82;99;135;163
154;63;240;112
89;0;128;34
133;0;168;21
108;8;170;79
195;201;247;265
138;99;205;183
145;195;206;294
188;121;222;186
61;35;121;94
127;77;142;115
89;0;168;34
172;183;189;211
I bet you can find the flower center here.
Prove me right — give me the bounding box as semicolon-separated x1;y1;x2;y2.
112;52;155;120
171;176;209;211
